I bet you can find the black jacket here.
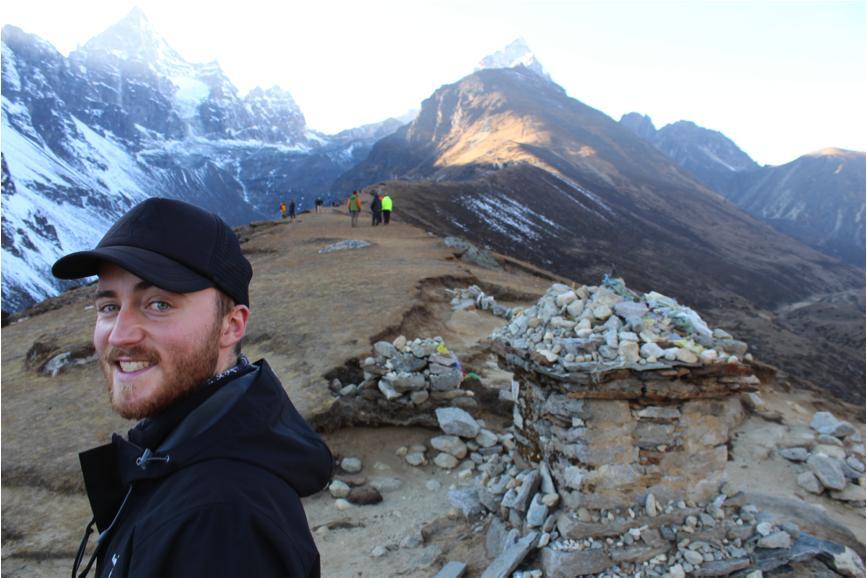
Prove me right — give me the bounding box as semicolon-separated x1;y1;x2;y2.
74;359;333;578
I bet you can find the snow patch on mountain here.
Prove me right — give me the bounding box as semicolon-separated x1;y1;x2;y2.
458;191;564;242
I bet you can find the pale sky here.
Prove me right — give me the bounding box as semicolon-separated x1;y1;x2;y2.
2;0;864;166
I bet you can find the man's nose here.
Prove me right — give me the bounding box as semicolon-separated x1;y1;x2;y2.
108;307;145;347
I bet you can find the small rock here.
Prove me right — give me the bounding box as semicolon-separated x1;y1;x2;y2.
374;340;399;358
405;452;427;467
645;493;659;517
846;456;865;473
370;545;387;558
434;453;460;469
542;493;560;507
431;435;469;458
683;550;704;565
676;348;699;364
779;447;810;462
817;434;845;447
335;498;352;510
808;454;848;490
448;488;482;518
341;457;363;473
347;485;383;505
797;471;824;494
426;479;442;491
329;480;351;498
475;429;499;448
758;531;792;549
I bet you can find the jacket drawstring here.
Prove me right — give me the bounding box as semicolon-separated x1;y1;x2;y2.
71;486;134;578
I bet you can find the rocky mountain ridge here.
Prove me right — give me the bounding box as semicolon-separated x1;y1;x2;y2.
619;113;865;266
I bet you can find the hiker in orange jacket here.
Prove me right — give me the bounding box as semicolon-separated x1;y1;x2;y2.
348;191;363;227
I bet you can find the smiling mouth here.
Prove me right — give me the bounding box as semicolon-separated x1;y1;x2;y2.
117;361;155;373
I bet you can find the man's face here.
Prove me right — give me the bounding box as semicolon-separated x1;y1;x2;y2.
93;264;224;420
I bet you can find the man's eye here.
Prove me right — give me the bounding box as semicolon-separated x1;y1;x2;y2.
97;303;118;314
149;301;171;312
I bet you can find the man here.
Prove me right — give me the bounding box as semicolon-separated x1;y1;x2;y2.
381;192;393;225
347;190;362;227
52;198;333;578
370;191;382;226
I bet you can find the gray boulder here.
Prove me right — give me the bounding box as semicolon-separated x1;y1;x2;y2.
811;411;857;438
436;407;481;438
808;454;848;491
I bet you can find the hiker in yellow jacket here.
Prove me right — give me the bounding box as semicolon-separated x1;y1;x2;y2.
381;193;393;225
347;191;363;227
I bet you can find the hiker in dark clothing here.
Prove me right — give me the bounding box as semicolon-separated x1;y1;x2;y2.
289;199;297;223
52;198;332;578
370;191;382;226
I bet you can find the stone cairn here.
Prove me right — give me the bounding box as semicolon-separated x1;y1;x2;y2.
491;279;760;509
347;336;477;411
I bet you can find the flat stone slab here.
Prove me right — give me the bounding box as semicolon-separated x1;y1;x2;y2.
541;547;613;578
480;532;539;578
434;560;467;578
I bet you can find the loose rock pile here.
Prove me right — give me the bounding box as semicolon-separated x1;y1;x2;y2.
780;411;866;505
318;239;371;254
419;403;865;577
446;285;513;319
492;279;752;370
355;336;478;410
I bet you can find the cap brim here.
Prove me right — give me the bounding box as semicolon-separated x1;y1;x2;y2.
52;246;213;294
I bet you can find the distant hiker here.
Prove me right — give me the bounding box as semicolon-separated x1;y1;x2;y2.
279;201;287;219
348;190;362;227
381;192;393;225
289;199;297;223
52;198;332;578
370;191;382;226
314;197;323;213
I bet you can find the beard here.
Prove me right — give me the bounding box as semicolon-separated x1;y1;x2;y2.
101;318;222;420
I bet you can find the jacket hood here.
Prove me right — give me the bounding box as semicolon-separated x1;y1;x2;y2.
110;360;333;498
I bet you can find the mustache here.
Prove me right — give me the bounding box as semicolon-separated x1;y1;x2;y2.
103;347;160;365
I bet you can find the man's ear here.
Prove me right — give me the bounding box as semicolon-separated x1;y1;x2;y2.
221;304;249;350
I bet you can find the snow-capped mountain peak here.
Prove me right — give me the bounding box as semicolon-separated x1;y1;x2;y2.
77;7;184;70
476;38;550;81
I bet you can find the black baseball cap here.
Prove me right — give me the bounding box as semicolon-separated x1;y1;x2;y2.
52;198;253;306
